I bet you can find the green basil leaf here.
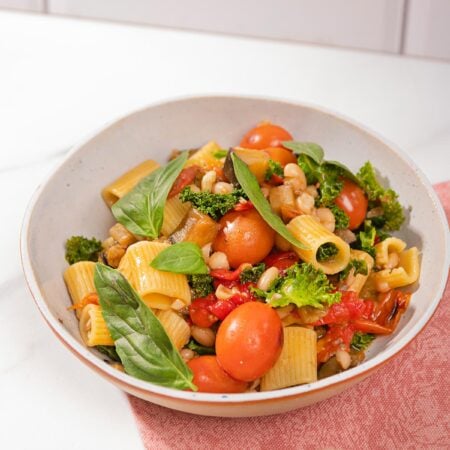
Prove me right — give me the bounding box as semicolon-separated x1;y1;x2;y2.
112;152;188;238
150;242;208;274
94;263;196;391
282;141;324;164
323;160;359;183
231;153;308;250
96;345;121;362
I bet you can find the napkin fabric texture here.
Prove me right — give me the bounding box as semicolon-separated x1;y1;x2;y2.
129;181;450;450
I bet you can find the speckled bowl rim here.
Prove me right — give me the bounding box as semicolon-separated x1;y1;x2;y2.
21;94;450;407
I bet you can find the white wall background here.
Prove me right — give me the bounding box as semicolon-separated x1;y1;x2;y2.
1;0;450;60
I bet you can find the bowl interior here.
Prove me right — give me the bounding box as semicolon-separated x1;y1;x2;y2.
22;96;449;407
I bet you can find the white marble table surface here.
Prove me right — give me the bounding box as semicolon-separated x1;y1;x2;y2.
1;9;449;450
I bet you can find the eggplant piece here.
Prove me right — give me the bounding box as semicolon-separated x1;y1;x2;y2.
170;208;220;247
318;357;343;379
223;149;238;185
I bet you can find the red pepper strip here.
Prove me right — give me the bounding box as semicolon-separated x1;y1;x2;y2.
264;251;299;271
352;319;392;335
210;266;245;281
168;165;201;198
68;292;99;311
234;201;254;212
268;174;284;185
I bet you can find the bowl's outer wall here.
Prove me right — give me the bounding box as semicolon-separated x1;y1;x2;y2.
23;96;449;416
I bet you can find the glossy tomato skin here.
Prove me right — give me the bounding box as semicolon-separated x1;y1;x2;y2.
212;209;275;268
187;356;248;393
216;302;283;382
334;179;368;230
240;123;293;149
264;147;297;167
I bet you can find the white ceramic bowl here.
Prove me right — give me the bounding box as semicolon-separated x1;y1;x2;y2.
21;96;449;417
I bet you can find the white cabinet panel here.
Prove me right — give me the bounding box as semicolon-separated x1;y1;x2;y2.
0;0;44;11
404;0;450;60
48;0;405;52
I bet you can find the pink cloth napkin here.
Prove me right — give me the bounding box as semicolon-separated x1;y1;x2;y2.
129;182;450;450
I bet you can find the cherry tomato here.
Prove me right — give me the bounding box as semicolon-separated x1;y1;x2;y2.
264;147;297;167
264;251;299;271
188;356;248;393
240;123;293;149
212;209;275;268
169;165;200;198
216;302;283;381
334;179;368;230
189;297;219;328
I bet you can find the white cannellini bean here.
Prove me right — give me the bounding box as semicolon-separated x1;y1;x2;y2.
201;243;212;262
336;350;352;370
180;348;195;362
257;267;280;291
170;299;185;311
191;326;216;347
201;170;217;192
213;181;233;194
315;207;336;232
335;228;357;244
208;251;230;270
261;187;270;198
215;284;235;300
306;185;319;198
285;177;306;195
296;192;315;215
284;163;304;179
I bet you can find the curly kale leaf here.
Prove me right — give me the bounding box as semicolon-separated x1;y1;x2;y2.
65;236;102;265
316;243;339;262
356;162;405;231
262;263;341;309
339;259;368;281
329;204;350;230
188;274;214;299
264;160;284;181
239;263;266;284
351;332;375;352
179;187;247;220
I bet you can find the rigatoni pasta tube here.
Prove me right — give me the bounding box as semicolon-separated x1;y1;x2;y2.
64;261;96;318
118;241;191;310
287;215;350;274
160;195;191;236
185;141;223;171
79;304;114;347
156;309;190;350
261;327;317;391
374;247;420;289
346;249;374;295
102;160;160;207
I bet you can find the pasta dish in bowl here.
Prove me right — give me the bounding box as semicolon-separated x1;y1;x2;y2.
21;96;449;416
